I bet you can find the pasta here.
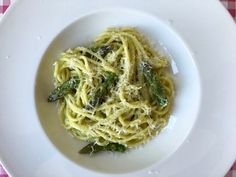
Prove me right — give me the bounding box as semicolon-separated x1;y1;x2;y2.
50;27;174;151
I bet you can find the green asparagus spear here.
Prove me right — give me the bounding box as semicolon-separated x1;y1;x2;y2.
86;72;118;110
79;142;126;154
141;61;168;107
85;45;112;58
48;77;79;102
96;45;112;58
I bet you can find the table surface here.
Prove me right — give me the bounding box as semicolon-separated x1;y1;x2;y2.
0;0;235;177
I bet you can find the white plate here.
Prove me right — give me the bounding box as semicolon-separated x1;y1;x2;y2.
0;0;236;177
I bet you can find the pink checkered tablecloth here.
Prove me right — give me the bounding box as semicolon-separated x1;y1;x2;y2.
0;0;9;14
0;0;235;177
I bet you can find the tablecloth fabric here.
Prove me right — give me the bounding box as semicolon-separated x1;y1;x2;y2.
0;0;235;176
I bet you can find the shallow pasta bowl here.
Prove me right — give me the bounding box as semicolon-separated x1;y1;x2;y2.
0;0;236;177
